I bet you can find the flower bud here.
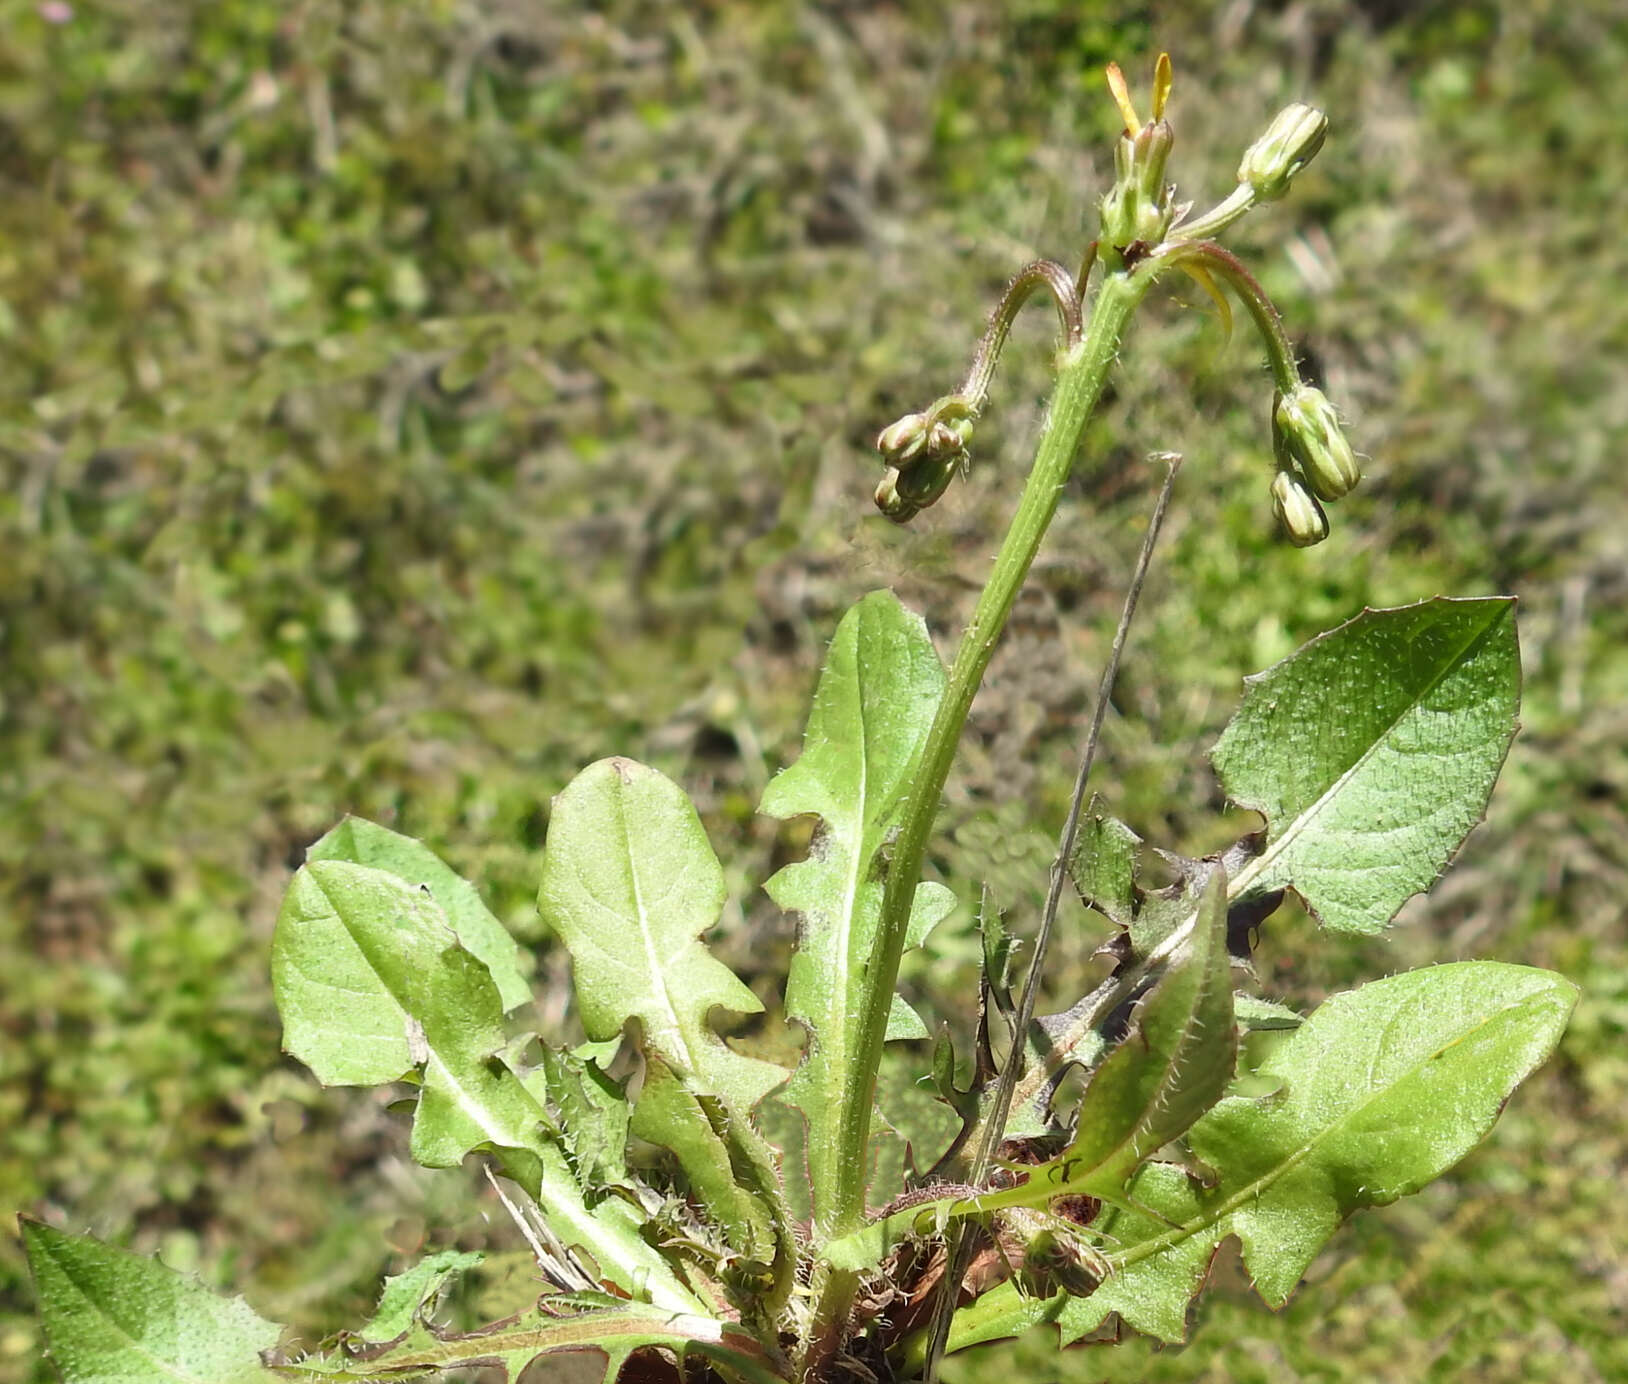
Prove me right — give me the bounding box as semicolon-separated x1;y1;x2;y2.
877;411;932;466
1274;384;1359;500
1271;470;1329;547
875;446;962;524
1237;103;1327;203
874;467;917;523
1100;118;1176;252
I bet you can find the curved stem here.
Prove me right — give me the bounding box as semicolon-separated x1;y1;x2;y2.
1171;183;1255;242
957;259;1083;411
797;264;1157;1381
1154;239;1300;394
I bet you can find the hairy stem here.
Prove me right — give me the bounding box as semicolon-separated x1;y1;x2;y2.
957;259;1083;408
1155;240;1301;394
798;263;1158;1381
917;452;1182;1382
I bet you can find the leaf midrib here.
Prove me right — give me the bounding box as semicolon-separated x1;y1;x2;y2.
1107;983;1550;1273
1227;604;1507;903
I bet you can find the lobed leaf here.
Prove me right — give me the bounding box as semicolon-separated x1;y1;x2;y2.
1214;597;1520;933
972;869;1235;1211
758;591;948;1223
349;1251;484;1346
269;1301;788;1382
824;872;1234;1273
272;861;552;1184
22;1221;282;1384
537;757;786;1114
1054;961;1576;1342
305;817;531;1012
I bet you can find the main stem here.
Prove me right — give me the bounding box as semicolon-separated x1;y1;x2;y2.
798;265;1155;1380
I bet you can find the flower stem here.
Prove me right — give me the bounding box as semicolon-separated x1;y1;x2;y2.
798;263;1157;1381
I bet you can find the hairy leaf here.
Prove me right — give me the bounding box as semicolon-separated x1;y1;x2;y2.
351;1251;484;1345
975;869;1234;1210
272;861;552;1183
758;590;948;1224
306;816;530;1012
22;1221;281;1384
268;1301;787;1382
1214;598;1519;933
824;873;1234;1273
1056;961;1576;1342
629;1055;778;1269
531;1044;630;1189
520;1142;709;1315
1067;799;1141;928
537;757;786;1114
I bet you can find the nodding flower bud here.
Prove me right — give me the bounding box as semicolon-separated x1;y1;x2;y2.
875;403;973;521
875;449;961;524
1237;103;1327;203
1271;469;1330;547
877;411;933;466
1274;384;1359;500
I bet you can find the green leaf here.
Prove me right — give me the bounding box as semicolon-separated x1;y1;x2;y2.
521;1142;707;1315
1056;961;1577;1343
22;1220;281;1384
1067;799;1141;928
629;1055;778;1268
351;1251;484;1345
1214;597;1520;933
271;860;551;1182
758;591;947;1224
823;872;1235;1274
306;817;531;1012
532;1044;630;1188
269;1300;786;1381
979;869;1235;1209
537;757;786;1114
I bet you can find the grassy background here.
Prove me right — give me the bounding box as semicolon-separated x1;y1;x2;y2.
3;1;1626;1379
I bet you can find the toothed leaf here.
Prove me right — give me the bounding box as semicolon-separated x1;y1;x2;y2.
272;861;552;1183
759;591;948;1225
537;756;787;1114
22;1221;282;1384
1059;962;1575;1341
1213;598;1519;933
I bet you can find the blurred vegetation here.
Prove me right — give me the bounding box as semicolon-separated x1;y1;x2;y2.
2;1;1625;1380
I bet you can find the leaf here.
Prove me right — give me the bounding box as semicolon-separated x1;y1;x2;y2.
628;1055;778;1268
537;757;786;1114
1213;597;1520;933
1067;800;1141;928
22;1220;282;1384
1233;994;1303;1030
351;1251;484;1345
269;1300;787;1382
1054;961;1577;1343
822;873;1235;1274
272;861;552;1184
484;1141;708;1316
306;816;530;1012
532;1044;630;1188
979;869;1235;1210
758;591;948;1224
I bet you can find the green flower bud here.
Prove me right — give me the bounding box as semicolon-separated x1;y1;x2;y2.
874;467;918;523
1100;118;1176;252
1274;384;1360;499
1271;470;1329;547
1238;103;1327;203
877;411;932;466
